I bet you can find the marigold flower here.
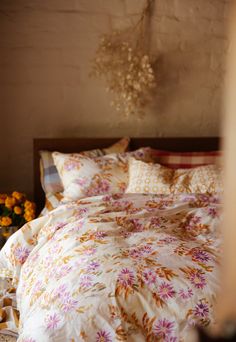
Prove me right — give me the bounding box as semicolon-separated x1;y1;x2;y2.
5;196;16;209
0;216;12;227
24;208;35;217
24;200;35;209
12;191;25;202
14;206;22;215
24;212;35;222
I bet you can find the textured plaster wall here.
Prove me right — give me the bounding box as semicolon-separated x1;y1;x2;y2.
0;0;229;197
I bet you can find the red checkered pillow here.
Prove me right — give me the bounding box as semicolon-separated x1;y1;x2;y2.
150;149;221;169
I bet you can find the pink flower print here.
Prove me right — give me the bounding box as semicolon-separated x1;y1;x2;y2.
86;179;111;196
183;214;202;233
45;313;61;330
178;287;193;300
143;269;157;286
75;208;88;219
120;230;132;238
207;207;219;218
79;275;94;288
158;282;176;301
129;219;144;232
55;265;72;278
140;245;153;255
117;268;135;288
189;270;206;289
193;301;209;319
61;297;78;313
97;179;111;194
153;318;175;339
84;247;96;255
190;215;201;225
87;261;100;271
64;160;80;171
112;200;132;211
150;217;161;227
15;246;30;264
96;330;112;342
159;237;177;244
94;231;107;240
60;291;71;303
192;249;211;263
130;245;153;259
129;248;143;259
74;178;87;186
182;194;196;202
102;195;112;202
54;284;67;298
198;194;210;202
210;194;220;204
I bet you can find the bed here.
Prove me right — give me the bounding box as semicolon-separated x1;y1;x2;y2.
0;137;222;342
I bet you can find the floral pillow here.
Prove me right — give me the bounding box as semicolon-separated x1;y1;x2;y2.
39;137;130;195
52;149;153;201
125;157;223;195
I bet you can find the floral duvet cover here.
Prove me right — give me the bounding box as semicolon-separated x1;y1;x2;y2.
0;193;221;342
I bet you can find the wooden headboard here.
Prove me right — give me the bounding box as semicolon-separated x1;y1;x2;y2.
33;137;220;212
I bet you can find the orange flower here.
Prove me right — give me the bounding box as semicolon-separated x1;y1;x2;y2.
24;200;36;209
24;212;35;222
12;191;25;202
14;206;22;215
5;196;16;209
0;216;12;227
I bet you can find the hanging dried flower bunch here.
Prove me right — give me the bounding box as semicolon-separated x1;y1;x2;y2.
90;0;156;118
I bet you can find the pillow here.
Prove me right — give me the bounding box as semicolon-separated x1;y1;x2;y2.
125;157;223;195
52;148;153;201
52;153;127;200
150;149;221;169
39;137;130;194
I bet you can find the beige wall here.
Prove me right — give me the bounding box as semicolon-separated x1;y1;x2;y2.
0;0;229;198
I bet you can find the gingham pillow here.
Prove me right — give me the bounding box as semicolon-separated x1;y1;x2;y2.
39;137;130;194
150;149;221;169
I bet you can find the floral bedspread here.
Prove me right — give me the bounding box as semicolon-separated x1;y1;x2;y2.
0;193;222;342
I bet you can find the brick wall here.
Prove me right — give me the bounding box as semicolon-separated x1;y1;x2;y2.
0;0;229;197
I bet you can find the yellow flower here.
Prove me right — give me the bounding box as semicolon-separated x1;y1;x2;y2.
24;212;34;222
24;200;35;209
12;191;25;202
14;206;22;215
25;208;35;216
0;216;12;227
5;196;16;209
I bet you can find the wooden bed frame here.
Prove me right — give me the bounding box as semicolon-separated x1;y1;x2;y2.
33;137;220;212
